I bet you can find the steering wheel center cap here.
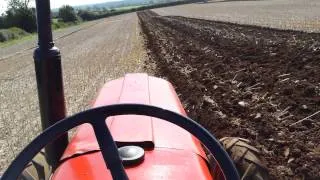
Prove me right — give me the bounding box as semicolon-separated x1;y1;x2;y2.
118;146;145;166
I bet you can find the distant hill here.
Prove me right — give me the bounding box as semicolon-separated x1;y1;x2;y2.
52;0;183;12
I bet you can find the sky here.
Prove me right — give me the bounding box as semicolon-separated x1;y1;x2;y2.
0;0;121;14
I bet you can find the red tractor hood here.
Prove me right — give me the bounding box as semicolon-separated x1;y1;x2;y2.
52;73;213;179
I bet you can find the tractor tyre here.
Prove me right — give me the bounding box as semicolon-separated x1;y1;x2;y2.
219;137;269;180
18;151;51;180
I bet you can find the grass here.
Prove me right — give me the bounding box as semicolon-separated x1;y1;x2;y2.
0;33;35;48
0;27;35;48
0;27;29;42
0;20;82;47
52;18;81;30
114;5;143;11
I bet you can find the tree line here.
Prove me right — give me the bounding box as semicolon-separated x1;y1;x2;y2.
1;0;202;33
0;0;37;33
77;0;202;21
0;0;80;33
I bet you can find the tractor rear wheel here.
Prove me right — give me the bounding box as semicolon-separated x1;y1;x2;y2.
18;151;50;180
219;137;269;180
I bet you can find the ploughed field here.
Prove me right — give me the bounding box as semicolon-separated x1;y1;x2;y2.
138;10;320;179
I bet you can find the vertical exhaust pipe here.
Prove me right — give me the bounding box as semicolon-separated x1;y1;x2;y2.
34;0;68;170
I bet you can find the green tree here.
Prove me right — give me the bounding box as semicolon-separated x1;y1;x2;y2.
3;0;37;32
7;0;30;10
58;5;77;22
0;16;5;28
77;10;96;21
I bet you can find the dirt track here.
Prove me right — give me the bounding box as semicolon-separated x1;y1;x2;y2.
0;13;147;172
138;10;320;179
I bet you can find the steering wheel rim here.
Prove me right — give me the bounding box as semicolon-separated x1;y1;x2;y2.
1;104;239;180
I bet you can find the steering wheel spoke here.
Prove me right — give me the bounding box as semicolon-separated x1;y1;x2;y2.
91;117;128;180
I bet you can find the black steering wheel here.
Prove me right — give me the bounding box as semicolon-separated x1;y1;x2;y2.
1;104;239;180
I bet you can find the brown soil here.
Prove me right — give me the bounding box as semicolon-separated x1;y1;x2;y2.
138;10;320;179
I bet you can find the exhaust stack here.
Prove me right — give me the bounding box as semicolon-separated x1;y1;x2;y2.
34;0;68;170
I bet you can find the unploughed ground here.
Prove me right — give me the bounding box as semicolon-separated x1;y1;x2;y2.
0;13;148;172
138;10;320;179
154;0;320;33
